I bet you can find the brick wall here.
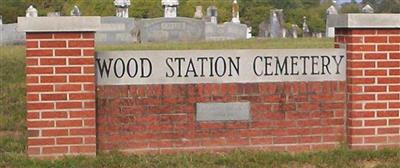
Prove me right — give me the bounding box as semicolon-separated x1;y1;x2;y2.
26;32;96;157
97;82;346;153
335;29;400;150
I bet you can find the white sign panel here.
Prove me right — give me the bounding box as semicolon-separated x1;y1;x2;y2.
96;49;346;85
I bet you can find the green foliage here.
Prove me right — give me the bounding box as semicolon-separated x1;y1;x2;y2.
362;0;400;13
0;0;26;23
341;3;361;13
0;46;26;132
0;0;334;35
1;0;399;34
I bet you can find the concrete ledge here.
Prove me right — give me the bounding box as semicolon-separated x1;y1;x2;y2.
328;14;400;28
18;17;101;32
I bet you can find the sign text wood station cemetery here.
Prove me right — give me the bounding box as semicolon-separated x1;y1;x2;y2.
96;49;346;85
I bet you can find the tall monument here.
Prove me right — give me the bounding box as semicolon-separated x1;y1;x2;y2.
114;0;131;18
231;0;240;23
302;16;311;37
325;5;338;38
162;0;179;18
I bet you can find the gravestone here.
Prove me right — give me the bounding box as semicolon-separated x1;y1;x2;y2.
326;5;338;38
47;12;60;17
138;17;205;42
302;16;311;37
362;4;374;13
114;0;131;18
26;5;38;17
96;16;138;44
162;0;179;18
269;9;284;38
206;6;218;24
291;24;299;38
231;0;240;23
205;22;247;41
0;16;2;25
194;6;203;19
246;27;252;39
258;20;269;37
70;5;81;16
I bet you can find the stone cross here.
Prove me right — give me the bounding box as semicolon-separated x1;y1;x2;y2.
70;5;81;16
114;0;131;18
26;5;38;17
194;6;203;19
231;0;240;23
362;4;374;13
162;0;179;18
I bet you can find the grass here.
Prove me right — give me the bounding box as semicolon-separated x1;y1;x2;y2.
96;38;334;51
1;39;400;167
1;148;400;167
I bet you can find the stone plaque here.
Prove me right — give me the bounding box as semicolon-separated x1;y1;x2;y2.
138;17;205;42
196;102;250;121
96;49;346;85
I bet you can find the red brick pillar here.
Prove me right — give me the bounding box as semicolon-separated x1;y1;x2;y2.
331;14;400;149
18;17;100;157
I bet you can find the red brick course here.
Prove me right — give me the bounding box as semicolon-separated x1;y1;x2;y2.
97;82;346;153
25;32;96;157
335;28;400;150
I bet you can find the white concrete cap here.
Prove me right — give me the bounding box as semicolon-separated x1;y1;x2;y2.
328;14;400;28
17;16;101;32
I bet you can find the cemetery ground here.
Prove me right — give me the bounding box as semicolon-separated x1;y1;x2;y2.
1;38;400;167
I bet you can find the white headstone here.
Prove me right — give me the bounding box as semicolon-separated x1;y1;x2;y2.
194;6;203;19
0;16;3;25
231;0;240;23
362;4;374;13
246;27;252;39
114;0;131;18
162;0;179;18
47;12;60;17
291;24;299;39
70;5;81;16
26;5;38;17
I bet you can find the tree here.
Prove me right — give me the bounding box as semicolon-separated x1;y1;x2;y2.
0;0;25;23
341;3;361;13
362;0;400;13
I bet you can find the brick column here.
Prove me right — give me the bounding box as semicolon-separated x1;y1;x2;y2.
330;14;400;149
18;17;100;157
